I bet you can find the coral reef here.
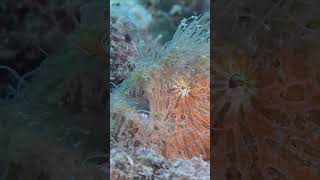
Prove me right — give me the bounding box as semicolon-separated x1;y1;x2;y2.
110;4;210;178
110;147;209;179
110;0;152;84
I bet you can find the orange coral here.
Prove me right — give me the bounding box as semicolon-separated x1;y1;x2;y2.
146;66;210;161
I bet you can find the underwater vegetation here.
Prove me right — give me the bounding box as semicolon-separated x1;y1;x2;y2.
110;0;153;84
110;0;210;178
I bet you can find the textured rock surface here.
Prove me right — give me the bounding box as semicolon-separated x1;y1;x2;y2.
110;147;210;179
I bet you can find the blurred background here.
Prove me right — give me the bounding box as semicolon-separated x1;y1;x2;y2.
0;0;107;179
213;0;320;180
